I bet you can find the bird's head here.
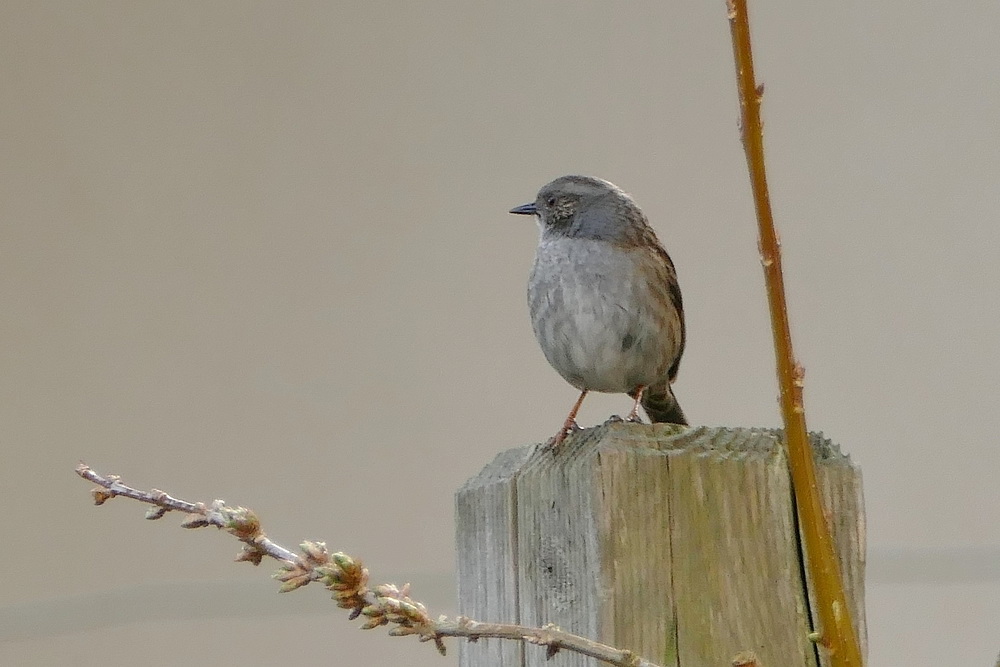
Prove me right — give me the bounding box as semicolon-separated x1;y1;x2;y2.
509;175;643;242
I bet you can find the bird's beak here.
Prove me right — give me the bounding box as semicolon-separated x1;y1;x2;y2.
509;202;538;216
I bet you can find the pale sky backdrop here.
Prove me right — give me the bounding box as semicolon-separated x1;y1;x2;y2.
3;2;999;665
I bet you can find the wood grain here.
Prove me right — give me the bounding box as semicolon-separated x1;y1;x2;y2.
455;423;866;667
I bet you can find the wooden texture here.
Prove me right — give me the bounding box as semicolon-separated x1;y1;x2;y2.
455;423;866;667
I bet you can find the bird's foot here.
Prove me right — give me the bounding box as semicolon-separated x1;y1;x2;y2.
545;420;581;449
624;386;646;423
604;413;644;425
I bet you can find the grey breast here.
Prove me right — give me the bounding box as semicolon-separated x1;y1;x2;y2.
528;236;673;393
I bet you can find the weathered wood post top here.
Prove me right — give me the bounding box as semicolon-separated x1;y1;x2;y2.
455;422;866;667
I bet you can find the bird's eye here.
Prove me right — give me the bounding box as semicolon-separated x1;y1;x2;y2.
546;197;557;207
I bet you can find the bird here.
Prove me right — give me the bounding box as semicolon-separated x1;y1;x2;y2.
509;175;687;446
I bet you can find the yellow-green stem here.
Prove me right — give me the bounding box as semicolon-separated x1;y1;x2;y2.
725;1;864;665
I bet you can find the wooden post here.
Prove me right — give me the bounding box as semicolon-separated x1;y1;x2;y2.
455;422;866;667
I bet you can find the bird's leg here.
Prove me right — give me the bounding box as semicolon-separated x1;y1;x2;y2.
625;386;646;423
548;390;588;448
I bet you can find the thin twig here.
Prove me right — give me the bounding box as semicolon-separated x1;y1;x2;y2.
725;2;863;666
75;463;662;667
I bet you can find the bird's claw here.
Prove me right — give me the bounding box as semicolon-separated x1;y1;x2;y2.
604;413;644;425
545;420;581;449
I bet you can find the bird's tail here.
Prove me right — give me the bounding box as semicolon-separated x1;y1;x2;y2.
640;384;688;425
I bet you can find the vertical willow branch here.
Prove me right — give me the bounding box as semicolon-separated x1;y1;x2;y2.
725;2;864;666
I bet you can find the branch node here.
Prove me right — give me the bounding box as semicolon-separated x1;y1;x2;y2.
145;506;168;520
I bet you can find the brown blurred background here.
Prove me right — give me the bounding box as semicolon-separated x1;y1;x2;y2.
3;2;999;665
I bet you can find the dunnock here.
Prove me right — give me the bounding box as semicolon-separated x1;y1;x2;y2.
510;175;687;446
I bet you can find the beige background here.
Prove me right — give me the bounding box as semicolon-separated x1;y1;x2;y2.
2;2;999;665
